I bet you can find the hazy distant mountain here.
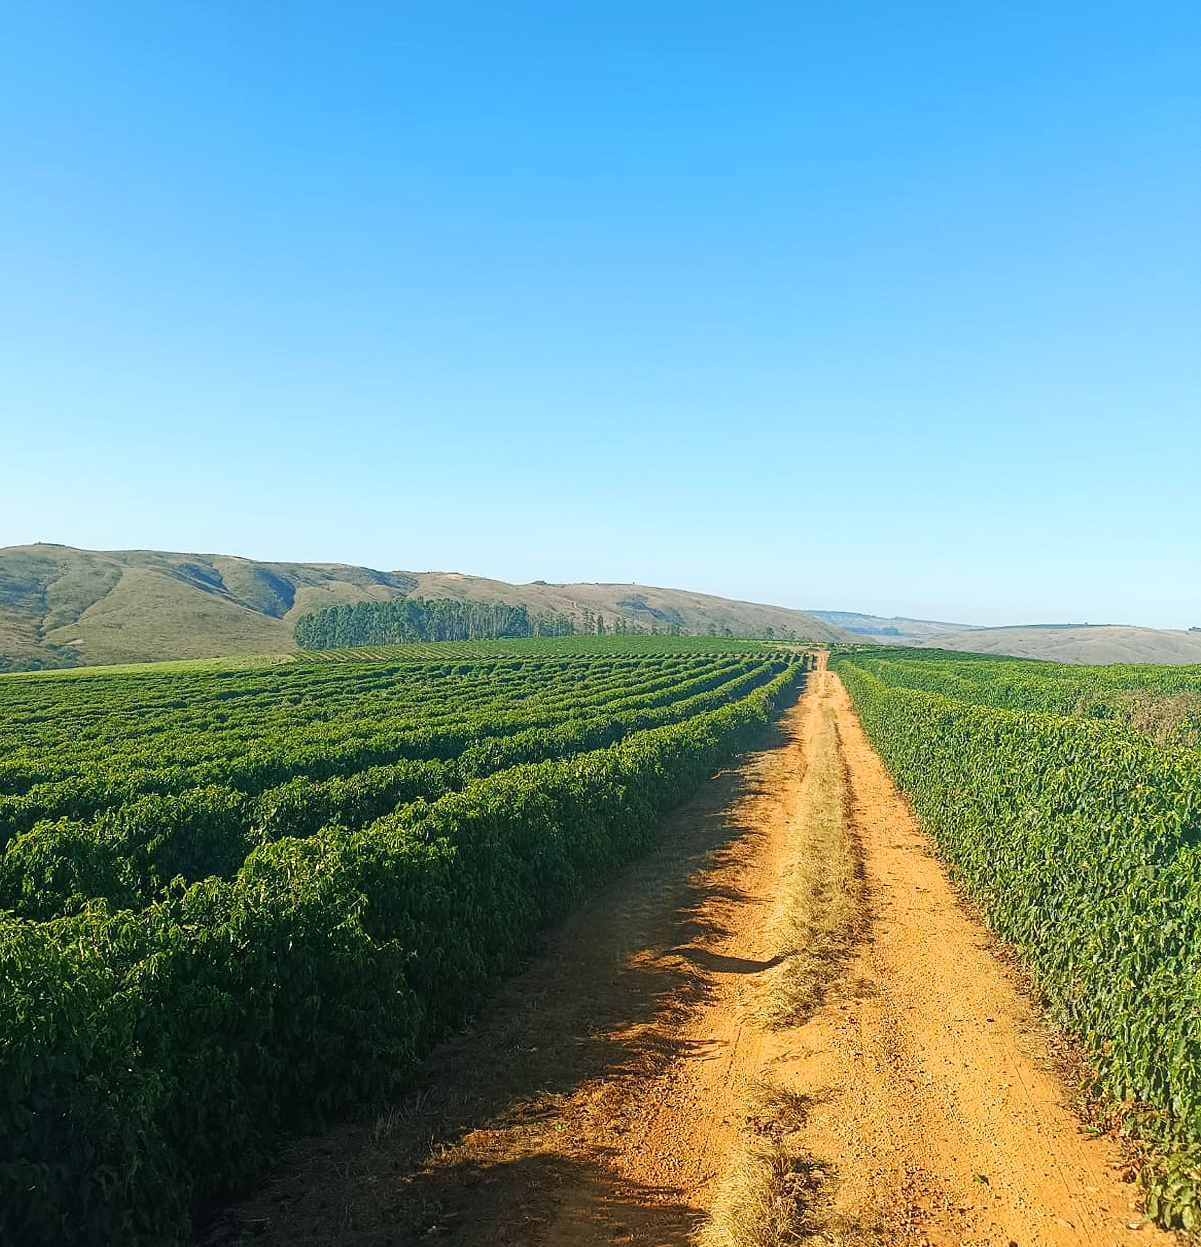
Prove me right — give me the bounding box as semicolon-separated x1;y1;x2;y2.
0;544;852;670
806;611;980;644
806;610;1201;664
919;624;1201;665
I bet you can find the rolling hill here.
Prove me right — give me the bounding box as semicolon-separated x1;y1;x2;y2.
806;610;982;645
808;611;1201;664
0;544;852;670
918;624;1201;665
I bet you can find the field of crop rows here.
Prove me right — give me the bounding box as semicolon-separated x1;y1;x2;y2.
832;647;1201;1229
294;634;791;662
0;639;810;1245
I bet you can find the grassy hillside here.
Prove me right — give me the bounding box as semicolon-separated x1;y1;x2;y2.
920;623;1201;665
0;544;849;669
406;571;845;643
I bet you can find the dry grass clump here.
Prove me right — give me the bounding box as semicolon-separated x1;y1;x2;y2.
759;708;863;1029
695;1146;824;1247
695;1081;825;1247
742;1079;811;1135
697;708;867;1247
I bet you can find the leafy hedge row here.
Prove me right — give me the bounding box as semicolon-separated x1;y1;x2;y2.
0;657;768;846
833;657;1201;1228
0;661;789;922
1;660;807;1246
837;647;1201;743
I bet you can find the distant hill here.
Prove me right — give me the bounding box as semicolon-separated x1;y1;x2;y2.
0;544;852;670
806;610;1201;664
918;624;1201;665
806;610;980;645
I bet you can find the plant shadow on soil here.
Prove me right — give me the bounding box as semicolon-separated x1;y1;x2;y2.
203;720;793;1247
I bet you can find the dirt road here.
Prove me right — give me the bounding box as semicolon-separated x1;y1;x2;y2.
216;662;1175;1246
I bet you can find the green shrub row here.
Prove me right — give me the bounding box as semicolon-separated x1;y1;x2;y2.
0;661;788;922
0;655;737;791
0;657;767;846
0;763;452;921
1;660;807;1246
840;647;1201;744
833;657;1201;1228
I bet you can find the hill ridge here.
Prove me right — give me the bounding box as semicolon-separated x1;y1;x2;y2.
0;544;849;670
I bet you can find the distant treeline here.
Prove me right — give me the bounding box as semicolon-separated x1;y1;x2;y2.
295;598;588;649
293;597;805;650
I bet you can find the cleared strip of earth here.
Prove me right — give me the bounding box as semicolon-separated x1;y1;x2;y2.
210;661;1172;1247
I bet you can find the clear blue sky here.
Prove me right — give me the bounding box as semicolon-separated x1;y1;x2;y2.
3;2;1198;627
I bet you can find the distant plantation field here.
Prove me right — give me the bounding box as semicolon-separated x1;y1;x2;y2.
831;647;1201;1228
0;640;811;1245
294;633;794;662
836;645;1201;745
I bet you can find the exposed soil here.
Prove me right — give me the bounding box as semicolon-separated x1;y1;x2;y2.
210;660;1177;1247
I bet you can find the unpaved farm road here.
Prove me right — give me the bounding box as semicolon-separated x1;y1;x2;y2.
213;661;1178;1247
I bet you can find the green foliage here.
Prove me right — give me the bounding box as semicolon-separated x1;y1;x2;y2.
0;652;782;846
831;650;1201;1229
842;647;1201;745
0;908;188;1247
294;596;579;648
293;633;786;661
0;649;810;1243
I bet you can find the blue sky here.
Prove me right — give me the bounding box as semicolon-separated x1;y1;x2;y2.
3;2;1198;627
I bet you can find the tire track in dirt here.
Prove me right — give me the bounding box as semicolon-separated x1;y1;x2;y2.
211;660;1175;1247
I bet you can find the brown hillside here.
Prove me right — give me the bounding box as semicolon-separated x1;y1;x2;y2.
0;544;849;669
